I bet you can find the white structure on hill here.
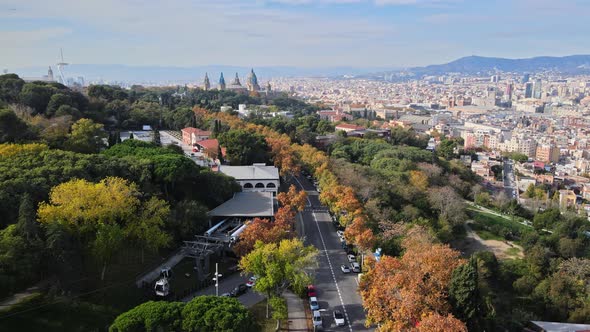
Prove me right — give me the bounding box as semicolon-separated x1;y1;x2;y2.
219;163;280;195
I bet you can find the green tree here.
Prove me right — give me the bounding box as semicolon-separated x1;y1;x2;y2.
218;129;268;165
438;138;457;160
46;93;74;117
0;108;35;143
0;74;25;103
533;208;561;231
474;192;491;207
449;257;480;329
19;82;55;114
16;193;39;242
0;225;42;296
64;118;107;153
525;184;536;198
181;296;256;332
109;301;184;332
170;200;209;241
239;238;318;318
93;223;125;280
126;196;171;263
269;296;288;331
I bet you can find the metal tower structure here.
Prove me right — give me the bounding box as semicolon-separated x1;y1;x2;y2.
56;48;68;85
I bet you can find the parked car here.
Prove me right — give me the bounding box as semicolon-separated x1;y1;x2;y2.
230;284;248;297
246;276;258;287
340;264;351;273
341;241;347;250
220;292;231;297
347;254;356;263
312;310;323;329
351;262;361;273
337;230;345;238
307;285;317;298
333;310;345;326
309;297;319;310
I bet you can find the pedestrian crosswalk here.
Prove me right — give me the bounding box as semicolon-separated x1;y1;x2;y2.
303;207;329;212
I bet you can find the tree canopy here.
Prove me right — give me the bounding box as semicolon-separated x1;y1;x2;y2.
110;296;255;332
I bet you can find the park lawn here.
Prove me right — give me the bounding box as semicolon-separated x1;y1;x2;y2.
467;208;530;236
470;226;504;241
251;299;288;332
505;247;522;258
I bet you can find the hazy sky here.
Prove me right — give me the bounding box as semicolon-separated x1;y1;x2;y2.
2;0;589;68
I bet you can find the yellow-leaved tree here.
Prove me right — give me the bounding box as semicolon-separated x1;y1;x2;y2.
38;177;171;280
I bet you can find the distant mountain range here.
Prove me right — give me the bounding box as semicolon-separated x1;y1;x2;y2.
370;55;590;80
9;55;590;84
10;64;394;85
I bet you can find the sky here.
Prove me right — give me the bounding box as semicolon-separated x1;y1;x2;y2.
1;0;590;69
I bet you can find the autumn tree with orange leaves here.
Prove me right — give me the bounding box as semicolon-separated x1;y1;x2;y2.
278;185;307;213
359;227;466;331
233;218;291;256
234;185;307;256
417;313;467;332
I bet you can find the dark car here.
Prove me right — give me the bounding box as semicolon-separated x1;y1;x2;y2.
230;284;248;297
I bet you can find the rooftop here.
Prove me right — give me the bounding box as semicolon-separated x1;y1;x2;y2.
208;192;275;217
335;123;365;130
196;138;219;150
219;164;279;180
182;127;211;136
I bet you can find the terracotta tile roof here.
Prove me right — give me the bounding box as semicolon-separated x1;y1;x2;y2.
196;138;219;150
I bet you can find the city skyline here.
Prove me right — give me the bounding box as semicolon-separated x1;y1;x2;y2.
2;0;590;69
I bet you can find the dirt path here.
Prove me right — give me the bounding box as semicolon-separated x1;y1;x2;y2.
461;223;524;259
0;285;41;312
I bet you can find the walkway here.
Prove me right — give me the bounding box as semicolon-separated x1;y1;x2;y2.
0;284;42;312
285;290;309;331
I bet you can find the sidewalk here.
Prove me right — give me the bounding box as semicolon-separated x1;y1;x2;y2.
285;290;309;331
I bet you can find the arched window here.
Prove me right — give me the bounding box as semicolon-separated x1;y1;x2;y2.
266;183;276;188
255;183;265;188
243;183;253;188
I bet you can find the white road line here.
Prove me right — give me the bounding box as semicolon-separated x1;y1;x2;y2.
312;212;354;332
293;176;313;207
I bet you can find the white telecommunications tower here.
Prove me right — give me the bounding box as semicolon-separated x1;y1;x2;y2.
56;48;68;85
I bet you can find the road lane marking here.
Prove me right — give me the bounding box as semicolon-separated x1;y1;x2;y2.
312;212;354;332
294;176;313;207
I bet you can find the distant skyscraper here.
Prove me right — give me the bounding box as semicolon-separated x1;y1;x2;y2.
524;82;533;98
533;79;542;99
218;73;226;90
203;73;210;91
505;83;513;101
522;73;530;84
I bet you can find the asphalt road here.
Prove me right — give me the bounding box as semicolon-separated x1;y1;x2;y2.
503;160;517;199
182;273;264;308
292;175;373;332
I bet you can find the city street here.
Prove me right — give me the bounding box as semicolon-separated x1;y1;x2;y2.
182;273;264;308
292;175;373;332
503;159;517;199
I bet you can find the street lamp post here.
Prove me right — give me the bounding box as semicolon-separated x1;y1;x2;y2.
213;263;222;296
